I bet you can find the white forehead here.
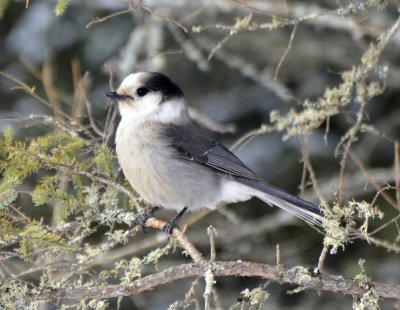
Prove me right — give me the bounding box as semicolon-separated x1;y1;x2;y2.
117;72;147;92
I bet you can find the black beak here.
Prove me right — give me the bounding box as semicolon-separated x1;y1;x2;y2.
106;92;131;100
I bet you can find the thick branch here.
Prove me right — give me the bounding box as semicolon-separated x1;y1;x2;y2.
29;260;400;302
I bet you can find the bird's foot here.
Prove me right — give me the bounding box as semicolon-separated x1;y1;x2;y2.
135;206;161;232
162;207;188;234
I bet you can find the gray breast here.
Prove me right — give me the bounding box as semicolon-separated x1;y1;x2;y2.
115;121;222;211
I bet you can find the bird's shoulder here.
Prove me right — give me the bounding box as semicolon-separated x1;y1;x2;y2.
162;121;263;182
162;121;215;157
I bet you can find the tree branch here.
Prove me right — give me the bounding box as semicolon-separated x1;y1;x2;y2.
28;260;400;302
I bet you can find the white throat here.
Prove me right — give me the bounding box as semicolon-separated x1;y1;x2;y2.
119;98;189;125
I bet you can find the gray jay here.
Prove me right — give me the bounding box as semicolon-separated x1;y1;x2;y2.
106;72;323;232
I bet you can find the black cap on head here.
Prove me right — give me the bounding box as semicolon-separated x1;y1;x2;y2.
142;72;184;101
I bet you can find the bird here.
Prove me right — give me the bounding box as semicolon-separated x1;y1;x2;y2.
106;72;323;233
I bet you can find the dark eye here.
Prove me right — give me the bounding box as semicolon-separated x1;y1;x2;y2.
136;87;149;97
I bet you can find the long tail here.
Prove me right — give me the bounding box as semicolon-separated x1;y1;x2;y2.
236;178;324;226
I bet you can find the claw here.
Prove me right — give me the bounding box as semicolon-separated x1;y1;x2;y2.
135;206;161;232
162;207;188;234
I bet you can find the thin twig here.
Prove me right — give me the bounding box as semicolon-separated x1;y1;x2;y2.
78;73;105;137
0;71;70;121
363;235;400;254
274;23;298;80
86;9;133;29
207;226;217;262
138;3;188;33
275;244;281;267
299;135;327;204
195;36;294;102
145;217;204;263
367;214;400;236
349;149;397;209
317;244;329;272
337;93;367;204
208;33;232;61
395;141;400;209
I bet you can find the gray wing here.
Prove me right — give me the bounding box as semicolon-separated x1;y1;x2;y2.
163;122;263;182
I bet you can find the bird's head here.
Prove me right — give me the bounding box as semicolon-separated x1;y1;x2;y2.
106;72;187;123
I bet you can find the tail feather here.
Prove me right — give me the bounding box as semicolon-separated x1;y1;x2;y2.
236;178;324;226
256;193;324;226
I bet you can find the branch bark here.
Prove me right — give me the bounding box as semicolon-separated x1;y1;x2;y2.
28;260;400;302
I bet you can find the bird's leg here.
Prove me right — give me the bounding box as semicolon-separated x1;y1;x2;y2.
162;206;188;234
135;206;161;232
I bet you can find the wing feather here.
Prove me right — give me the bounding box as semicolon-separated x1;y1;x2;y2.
204;144;263;182
164;123;262;181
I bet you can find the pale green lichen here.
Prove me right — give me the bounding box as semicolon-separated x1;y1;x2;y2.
204;268;216;296
88;299;109;310
321;199;383;254
241;287;270;307
143;238;179;269
292;266;312;285
353;259;380;310
349;201;384;239
232;14;253;33
99;187;119;210
76;244;107;265
120;257;143;283
321;202;355;254
105;229;130;245
0;278;29;309
192;25;203;33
